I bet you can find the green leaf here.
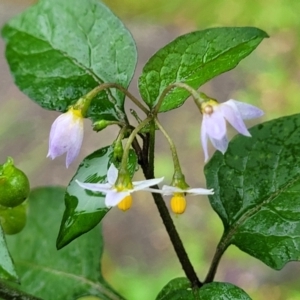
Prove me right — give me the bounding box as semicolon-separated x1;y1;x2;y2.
205;113;300;270
138;27;268;112
156;277;189;300
156;279;251;300
0;226;18;283
6;187;124;300
2;0;137;122
57;145;137;249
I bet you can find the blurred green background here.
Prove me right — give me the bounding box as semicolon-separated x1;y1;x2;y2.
0;0;300;299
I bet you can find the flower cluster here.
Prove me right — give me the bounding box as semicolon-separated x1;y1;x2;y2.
46;96;263;214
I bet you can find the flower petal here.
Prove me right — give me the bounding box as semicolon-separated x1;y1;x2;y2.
203;109;227;140
201;121;209;162
66;119;84;168
132;177;164;191
220;102;250;137
105;190;129;207
186;188;214;195
226;99;264;120
75;180;112;193
107;164;118;185
210;135;228;154
47;112;74;159
47;109;84;167
162;185;184;195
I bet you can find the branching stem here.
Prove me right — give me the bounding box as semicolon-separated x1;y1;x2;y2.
138;121;202;289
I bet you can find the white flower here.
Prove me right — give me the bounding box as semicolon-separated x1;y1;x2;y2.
162;185;214;214
162;185;214;196
201;99;264;162
47;107;84;168
76;164;164;208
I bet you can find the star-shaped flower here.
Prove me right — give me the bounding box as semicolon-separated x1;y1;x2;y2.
201;99;263;162
47;107;84;168
76;164;164;209
162;185;214;214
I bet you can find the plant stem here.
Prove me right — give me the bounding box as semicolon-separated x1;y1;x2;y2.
153;82;202;115
204;233;228;283
77;82;149;115
0;280;42;300
139;121;202;289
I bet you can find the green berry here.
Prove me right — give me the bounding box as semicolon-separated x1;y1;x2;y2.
0;201;27;235
0;157;30;207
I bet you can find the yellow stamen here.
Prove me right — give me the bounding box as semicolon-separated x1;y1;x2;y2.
117;195;132;211
170;193;186;214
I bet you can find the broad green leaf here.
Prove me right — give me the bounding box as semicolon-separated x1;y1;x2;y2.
138;27;268;112
2;0;137;122
156;279;251;300
6;187;124;300
0;225;18;283
205;113;300;270
57;146;137;249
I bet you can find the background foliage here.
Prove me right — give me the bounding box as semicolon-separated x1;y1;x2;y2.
0;1;299;299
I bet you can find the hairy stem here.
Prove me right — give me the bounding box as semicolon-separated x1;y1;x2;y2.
139;121;202;288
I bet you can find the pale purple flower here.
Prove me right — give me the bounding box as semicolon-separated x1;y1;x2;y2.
201;99;264;162
47;108;84;168
162;185;214;196
76;164;164;208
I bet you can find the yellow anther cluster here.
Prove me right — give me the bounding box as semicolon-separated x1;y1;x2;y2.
118;195;133;211
170;193;187;214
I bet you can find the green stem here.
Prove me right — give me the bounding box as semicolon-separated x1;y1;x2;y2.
140;122;202;289
153;82;202;115
76;83;149;116
154;118;183;177
204;233;229;283
0;280;42;300
120;116;152;171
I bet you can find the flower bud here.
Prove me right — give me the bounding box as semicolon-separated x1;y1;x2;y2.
93;120;109;132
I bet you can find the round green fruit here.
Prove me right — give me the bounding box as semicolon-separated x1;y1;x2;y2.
0;157;30;207
0;201;27;235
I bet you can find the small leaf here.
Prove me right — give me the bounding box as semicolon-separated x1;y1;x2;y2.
57;145;137;249
156;279;251;300
2;0;137;122
205;113;300;270
138;27;268;112
156;277;190;300
0;226;18;283
6;187;124;300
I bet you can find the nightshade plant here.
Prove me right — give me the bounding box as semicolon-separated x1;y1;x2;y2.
0;0;299;299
